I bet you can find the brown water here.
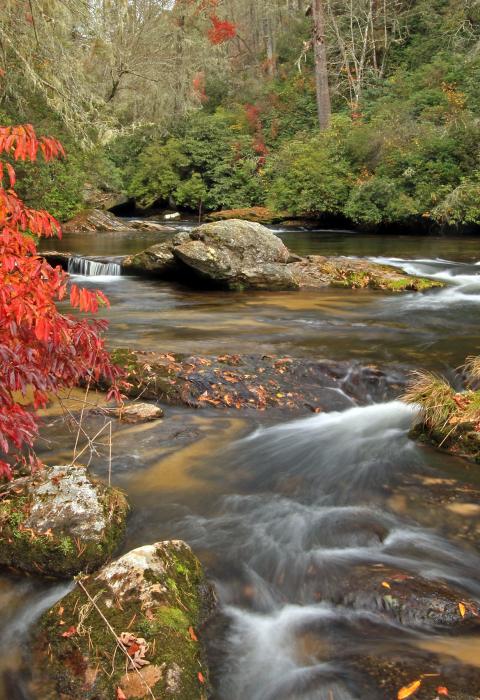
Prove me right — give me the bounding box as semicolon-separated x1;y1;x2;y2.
5;226;480;699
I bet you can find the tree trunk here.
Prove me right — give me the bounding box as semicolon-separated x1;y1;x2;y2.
311;0;331;130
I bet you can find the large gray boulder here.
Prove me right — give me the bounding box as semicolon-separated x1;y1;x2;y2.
172;220;292;290
0;464;128;578
30;541;216;699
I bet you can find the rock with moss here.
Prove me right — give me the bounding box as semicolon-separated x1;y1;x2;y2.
289;255;443;292
30;540;216;700
0;464;128;578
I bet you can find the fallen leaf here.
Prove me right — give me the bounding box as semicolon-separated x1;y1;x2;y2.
188;626;198;642
458;602;466;618
437;688;449;697
116;688;127;700
198;672;205;684
57;606;64;617
381;581;391;589
397;679;422;699
61;626;77;638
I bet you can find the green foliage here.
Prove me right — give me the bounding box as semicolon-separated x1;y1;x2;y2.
266;126;351;216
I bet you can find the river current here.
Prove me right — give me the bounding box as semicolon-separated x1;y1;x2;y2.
4;226;480;698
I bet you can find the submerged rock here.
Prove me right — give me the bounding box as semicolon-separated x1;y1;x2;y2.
63;209;130;233
0;465;128;578
30;540;216;699
332;564;480;631
123;219;442;292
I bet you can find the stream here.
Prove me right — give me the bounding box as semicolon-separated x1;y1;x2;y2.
3;225;480;698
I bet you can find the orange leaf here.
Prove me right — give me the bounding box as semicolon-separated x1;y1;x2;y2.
397;680;422;699
458;602;466;618
381;581;391;589
198;672;205;684
61;625;77;638
116;688;127;700
188;626;198;642
437;688;449;697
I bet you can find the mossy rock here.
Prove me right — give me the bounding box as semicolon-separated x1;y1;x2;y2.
410;422;480;463
289;256;444;292
30;541;216;699
0;465;128;578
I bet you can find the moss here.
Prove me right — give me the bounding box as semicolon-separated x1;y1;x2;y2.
0;471;128;578
30;541;215;700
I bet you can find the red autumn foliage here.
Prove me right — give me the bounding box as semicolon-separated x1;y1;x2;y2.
207;14;237;45
192;72;208;103
0;124;123;481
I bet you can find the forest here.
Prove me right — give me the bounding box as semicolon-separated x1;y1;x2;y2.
2;0;480;229
2;2;480;700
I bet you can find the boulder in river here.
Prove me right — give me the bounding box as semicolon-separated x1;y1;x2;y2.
172;220;293;290
62;209;130;233
30;540;216;699
122;219;443;292
0;464;128;578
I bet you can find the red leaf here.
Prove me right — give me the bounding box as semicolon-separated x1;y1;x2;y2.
61;626;77;638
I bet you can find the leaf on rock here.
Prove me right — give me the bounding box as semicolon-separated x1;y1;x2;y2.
397;680;422;699
458;602;466;618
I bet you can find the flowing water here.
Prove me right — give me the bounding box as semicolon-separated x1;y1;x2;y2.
6;225;480;698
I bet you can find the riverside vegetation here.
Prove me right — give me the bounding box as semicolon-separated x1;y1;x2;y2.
1;1;480;230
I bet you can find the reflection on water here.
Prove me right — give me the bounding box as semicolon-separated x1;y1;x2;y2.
3;227;479;699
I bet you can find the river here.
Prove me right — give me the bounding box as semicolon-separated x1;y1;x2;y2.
3;225;480;698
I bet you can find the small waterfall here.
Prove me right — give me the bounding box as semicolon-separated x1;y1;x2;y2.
68;256;122;277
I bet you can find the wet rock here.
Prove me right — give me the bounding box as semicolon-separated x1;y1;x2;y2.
332;564;480;631
173;220;292;290
30;540;216;699
353;653;480;700
63;209;130;233
411;422;480;464
108;349;405;412
206;206;287;225
91;402;164;423
123;232;190;277
123;241;178;276
289;255;444;292
388;473;480;549
0;465;128;578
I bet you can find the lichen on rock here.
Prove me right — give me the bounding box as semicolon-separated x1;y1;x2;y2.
0;464;128;578
30;540;216;699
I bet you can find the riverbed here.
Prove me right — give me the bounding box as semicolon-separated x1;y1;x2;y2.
4;225;480;698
